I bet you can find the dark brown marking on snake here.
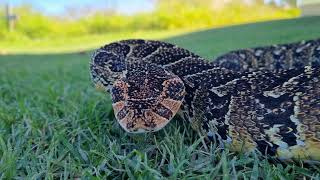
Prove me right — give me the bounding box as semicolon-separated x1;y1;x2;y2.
91;38;320;161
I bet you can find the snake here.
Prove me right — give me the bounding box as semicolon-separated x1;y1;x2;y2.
90;38;320;161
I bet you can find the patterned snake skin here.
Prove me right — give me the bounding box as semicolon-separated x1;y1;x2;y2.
90;39;320;161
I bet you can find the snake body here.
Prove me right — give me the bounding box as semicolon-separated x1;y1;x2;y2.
90;39;320;161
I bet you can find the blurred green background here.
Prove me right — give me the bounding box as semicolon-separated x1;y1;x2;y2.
0;0;301;53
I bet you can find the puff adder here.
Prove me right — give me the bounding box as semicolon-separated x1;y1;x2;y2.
90;38;320;161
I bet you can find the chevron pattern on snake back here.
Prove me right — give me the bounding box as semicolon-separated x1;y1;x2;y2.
90;38;320;161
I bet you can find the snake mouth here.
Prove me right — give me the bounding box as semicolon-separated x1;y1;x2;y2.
113;96;183;133
118;109;171;133
111;82;185;133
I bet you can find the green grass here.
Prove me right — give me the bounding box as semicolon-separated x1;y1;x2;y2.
168;16;320;59
0;30;187;54
1;16;320;179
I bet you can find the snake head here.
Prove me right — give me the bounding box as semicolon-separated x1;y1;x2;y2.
111;62;185;133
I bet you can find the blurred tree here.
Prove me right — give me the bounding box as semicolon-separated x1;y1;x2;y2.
265;0;298;7
0;0;299;40
285;0;298;7
5;3;17;31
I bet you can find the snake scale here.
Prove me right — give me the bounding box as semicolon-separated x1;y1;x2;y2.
90;38;320;161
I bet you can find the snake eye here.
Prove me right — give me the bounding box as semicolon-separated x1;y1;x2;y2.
90;44;129;92
111;62;185;133
110;61;125;72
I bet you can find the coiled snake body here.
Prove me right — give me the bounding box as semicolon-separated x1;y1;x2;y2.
90;39;320;161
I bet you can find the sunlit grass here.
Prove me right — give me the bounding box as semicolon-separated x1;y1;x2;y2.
0;1;301;54
0;30;187;54
0;1;299;46
0;17;320;178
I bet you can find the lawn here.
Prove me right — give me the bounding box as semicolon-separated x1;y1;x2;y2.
0;30;187;54
1;16;320;179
